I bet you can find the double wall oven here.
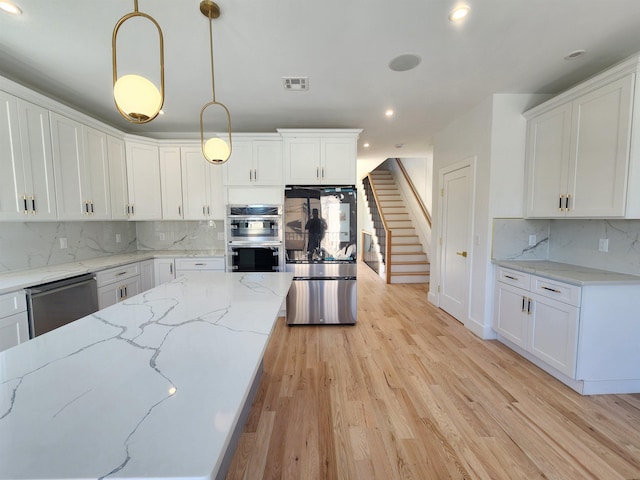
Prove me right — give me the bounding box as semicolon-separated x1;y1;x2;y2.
226;205;283;272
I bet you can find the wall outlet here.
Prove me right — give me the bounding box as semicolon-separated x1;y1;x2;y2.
528;235;537;246
59;237;67;249
598;238;609;252
115;233;121;243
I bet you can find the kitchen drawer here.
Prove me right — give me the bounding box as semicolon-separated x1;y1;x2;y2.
174;257;225;272
0;291;27;318
496;267;531;290
531;276;581;307
96;262;141;287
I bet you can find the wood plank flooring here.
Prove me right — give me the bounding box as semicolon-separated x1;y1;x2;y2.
225;262;640;479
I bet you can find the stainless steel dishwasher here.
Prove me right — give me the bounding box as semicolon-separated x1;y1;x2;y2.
25;273;99;338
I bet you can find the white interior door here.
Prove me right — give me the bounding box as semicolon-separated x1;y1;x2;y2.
439;164;472;323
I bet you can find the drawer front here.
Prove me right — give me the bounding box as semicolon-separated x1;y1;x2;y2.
531;276;581;307
496;267;531;290
96;262;141;287
0;291;27;318
175;257;225;271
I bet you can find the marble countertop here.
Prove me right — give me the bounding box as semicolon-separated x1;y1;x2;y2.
493;260;640;286
0;271;293;480
0;250;226;295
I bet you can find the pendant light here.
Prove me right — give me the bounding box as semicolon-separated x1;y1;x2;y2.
199;0;232;164
112;0;164;123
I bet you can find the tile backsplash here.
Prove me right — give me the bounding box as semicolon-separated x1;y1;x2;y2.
493;218;640;276
0;221;136;273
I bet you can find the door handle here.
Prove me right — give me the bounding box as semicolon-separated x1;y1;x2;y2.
456;251;468;257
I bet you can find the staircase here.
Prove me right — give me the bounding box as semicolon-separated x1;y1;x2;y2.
365;169;430;284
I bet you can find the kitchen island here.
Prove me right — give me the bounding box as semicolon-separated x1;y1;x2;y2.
0;271;292;480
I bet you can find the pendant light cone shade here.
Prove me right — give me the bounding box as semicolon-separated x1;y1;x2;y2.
200;0;232;164
113;74;162;122
112;1;165;124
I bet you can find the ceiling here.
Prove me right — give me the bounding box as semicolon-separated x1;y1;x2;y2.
2;0;640;164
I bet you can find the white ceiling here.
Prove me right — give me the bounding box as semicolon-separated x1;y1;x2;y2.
2;0;640;163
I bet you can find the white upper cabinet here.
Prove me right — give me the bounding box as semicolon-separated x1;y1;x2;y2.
107;135;128;220
224;138;284;186
51;112;111;220
524;66;636;218
0;92;57;221
280;129;360;185
160;146;183;220
126;140;163;220
181;147;224;220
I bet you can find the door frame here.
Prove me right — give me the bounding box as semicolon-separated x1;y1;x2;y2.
432;157;476;325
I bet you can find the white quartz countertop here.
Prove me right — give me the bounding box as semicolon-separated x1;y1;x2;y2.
0;271;293;480
0;250;226;295
493;260;640;286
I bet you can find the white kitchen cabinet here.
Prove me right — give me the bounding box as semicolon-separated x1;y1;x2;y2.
0;290;29;352
154;258;175;286
494;267;579;378
493;265;640;394
108;135;129;220
139;259;155;292
126;140;163;220
174;257;225;276
180;147;224;220
96;261;150;309
51;113;111;220
160;146;184;220
524;72;634;218
280;130;360;185
0;92;57;221
224;139;284;186
98;277;141;310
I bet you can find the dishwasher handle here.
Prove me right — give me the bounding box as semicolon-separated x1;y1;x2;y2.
27;274;96;296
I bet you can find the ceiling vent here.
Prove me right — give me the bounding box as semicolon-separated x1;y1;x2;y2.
283;77;309;91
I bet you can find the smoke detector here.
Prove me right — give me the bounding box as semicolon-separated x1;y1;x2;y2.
282;77;309;91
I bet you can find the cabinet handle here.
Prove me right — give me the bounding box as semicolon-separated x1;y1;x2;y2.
30;196;36;214
203;206;206;215
124;286;128;298
322;167;325;179
195;263;205;266
456;251;468;257
253;169;257;181
22;195;28;214
170;263;173;275
504;275;518;281
127;205;130;215
90;201;94;214
316;167;320;179
131;205;135;215
178;205;182;216
559;195;564;211
207;205;210;215
521;296;526;312
565;194;570;211
541;286;561;294
85;201;90;214
527;298;532;315
115;271;128;276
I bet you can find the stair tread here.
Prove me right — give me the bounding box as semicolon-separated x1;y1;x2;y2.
390;271;430;276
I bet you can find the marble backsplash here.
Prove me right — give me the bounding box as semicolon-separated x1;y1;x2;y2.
0;221;136;273
492;218;640;276
136;220;225;251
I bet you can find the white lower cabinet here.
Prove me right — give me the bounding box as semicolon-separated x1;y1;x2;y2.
174;257;225;276
96;260;154;310
154;258;175;286
494;266;640;394
0;291;29;352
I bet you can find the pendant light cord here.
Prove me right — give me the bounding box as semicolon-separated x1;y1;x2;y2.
209;17;216;102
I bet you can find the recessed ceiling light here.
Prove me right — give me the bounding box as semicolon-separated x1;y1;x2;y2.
385;109;394;117
449;5;470;22
564;49;586;60
388;54;421;72
0;1;22;15
363;143;370;148
395;143;404;149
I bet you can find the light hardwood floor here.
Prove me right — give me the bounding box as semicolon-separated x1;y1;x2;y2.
226;262;640;479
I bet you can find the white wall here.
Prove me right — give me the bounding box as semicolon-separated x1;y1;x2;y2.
430;94;546;338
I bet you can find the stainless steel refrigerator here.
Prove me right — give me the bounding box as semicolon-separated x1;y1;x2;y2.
284;185;357;325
